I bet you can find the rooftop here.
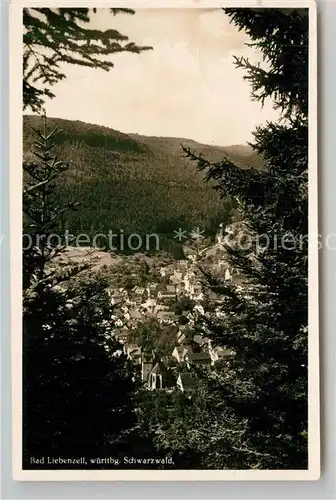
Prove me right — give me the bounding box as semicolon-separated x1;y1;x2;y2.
187;352;211;362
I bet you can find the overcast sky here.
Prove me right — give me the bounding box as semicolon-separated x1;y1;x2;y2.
41;8;279;146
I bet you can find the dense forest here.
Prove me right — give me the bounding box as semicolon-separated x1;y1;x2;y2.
23;115;262;245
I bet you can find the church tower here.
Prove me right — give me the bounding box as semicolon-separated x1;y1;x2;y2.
216;223;225;245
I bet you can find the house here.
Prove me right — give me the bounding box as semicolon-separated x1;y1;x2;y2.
108;287;124;306
130;287;146;306
172;345;193;363
224;268;232;281
192;334;204;346
192;284;204;300
185;351;212;367
111;349;123;358
159;267;167;277
141;297;157;313
125;297;136;307
216;223;225;245
111;294;124;306
193;304;205;316
123;311;131;321
157;310;178;323
182;281;204;300
157;288;176;301
176;328;186;345
133;296;143;306
159;266;175;278
147;283;158;297
176;372;198;394
158;291;176;301
147;362;175;390
107;287;118;297
128;308;143;320
153;304;169;314
141;353;154;382
114;327;129;344
181;310;193;322
170;269;183;284
208;343;233;365
182;270;197;294
183;245;196;259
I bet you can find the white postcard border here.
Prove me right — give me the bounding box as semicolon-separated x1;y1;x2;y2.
10;0;319;481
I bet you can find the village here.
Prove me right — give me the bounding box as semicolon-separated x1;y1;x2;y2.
106;223;245;395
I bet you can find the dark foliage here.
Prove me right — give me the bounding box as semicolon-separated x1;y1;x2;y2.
23;116;245;245
129;318;178;358
182;7;309;469
22;122;146;468
23;274;140;467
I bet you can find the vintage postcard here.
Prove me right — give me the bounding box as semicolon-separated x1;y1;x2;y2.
10;0;319;480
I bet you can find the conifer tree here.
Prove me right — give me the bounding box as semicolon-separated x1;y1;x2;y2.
23;113;79;287
23;8;152;112
23;119;141;467
183;8;309;469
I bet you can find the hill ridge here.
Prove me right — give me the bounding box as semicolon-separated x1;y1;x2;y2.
23;115;261;255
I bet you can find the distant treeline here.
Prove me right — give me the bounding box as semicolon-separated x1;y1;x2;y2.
23;115;259;254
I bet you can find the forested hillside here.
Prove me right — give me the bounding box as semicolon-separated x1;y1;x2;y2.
129;133;263;168
23;115;261;242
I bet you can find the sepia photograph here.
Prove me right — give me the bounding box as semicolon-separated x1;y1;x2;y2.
11;1;319;480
